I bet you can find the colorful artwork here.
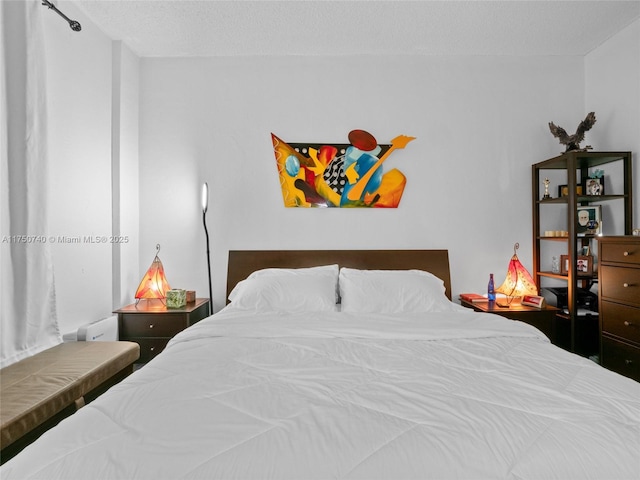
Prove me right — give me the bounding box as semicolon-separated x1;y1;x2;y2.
272;130;415;208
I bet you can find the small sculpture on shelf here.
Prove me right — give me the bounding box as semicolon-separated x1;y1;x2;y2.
548;112;596;152
542;178;551;199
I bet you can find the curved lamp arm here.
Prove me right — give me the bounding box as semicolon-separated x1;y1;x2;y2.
202;183;212;315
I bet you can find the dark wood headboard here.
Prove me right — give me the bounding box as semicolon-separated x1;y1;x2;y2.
226;250;452;302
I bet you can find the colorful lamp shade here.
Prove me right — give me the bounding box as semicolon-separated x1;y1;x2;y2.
135;244;171;301
495;243;538;303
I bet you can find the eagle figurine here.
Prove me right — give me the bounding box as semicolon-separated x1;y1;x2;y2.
548;112;596;152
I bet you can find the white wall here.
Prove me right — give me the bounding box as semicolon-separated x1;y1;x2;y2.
139;55;584;312
586;18;640;229
32;6;640;336
43;2;113;335
112;41;140;308
41;2;139;335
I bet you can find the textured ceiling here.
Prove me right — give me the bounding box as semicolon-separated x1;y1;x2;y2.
71;0;640;57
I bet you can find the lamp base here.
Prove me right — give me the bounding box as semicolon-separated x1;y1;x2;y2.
134;298;167;309
496;296;522;308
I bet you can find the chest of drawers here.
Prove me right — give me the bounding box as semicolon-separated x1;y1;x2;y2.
598;236;640;381
114;298;210;363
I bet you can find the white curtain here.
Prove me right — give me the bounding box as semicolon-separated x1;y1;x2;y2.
1;0;60;368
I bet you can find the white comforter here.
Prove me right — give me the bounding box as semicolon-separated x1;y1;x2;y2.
3;309;640;479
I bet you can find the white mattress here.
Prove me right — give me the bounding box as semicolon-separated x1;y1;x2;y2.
2;308;639;479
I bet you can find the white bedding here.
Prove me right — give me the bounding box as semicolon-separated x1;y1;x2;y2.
2;308;639;479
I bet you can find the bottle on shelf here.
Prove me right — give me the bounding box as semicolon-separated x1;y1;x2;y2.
488;274;496;302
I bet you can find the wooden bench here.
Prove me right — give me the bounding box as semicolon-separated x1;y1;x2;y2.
0;341;139;463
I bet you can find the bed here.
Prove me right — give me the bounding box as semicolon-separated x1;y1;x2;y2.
2;249;639;479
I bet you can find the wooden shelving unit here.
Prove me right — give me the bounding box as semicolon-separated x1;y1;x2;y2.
532;151;633;356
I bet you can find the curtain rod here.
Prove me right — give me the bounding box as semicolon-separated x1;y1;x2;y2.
41;0;82;32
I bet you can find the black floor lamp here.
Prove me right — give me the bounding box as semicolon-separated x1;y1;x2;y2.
201;183;213;316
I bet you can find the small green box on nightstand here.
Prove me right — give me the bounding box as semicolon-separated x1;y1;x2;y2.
166;289;187;308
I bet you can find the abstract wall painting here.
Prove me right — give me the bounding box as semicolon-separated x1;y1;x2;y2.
272;130;415;208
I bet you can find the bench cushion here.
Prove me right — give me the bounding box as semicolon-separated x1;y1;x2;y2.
1;341;139;450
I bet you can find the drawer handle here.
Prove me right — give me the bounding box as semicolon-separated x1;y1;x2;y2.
623;251;629;256
624;359;633;366
623;283;630;288
624;321;632;327
150;347;155;352
149;324;154;329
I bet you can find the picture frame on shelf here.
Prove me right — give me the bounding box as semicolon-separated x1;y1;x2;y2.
558;184;583;197
560;255;593;276
576;205;602;236
584;177;604;195
576;256;593;275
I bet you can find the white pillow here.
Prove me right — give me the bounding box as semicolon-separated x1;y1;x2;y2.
228;264;339;312
339;267;459;313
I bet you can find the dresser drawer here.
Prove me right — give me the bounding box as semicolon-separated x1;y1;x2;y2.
600;241;640;266
600;265;640;306
601;336;640;382
601;301;640;344
120;314;187;338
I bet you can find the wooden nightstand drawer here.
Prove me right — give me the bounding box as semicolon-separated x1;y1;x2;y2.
601;336;640;382
600;241;640;266
114;299;210;364
120;314;187;338
600;266;640;306
459;299;558;343
508;313;554;341
601;301;640;344
131;338;170;363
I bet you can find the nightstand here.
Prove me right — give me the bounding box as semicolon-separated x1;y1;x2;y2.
114;298;210;363
460;298;559;343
